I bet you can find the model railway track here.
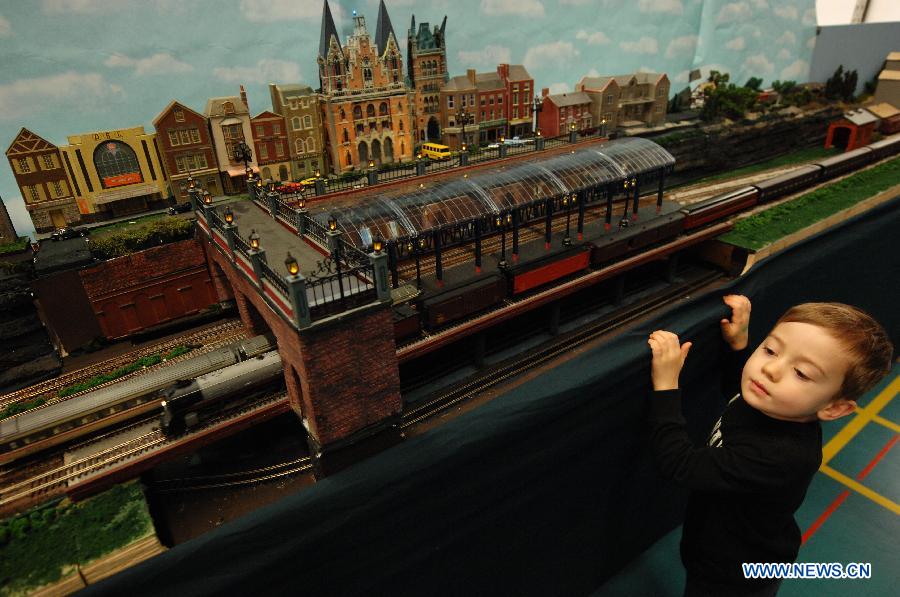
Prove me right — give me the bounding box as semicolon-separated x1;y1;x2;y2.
0;392;288;508
401;267;723;428
149;456;314;493
0;319;245;410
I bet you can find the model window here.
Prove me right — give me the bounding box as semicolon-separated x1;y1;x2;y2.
296;139;305;154
399;120;403;131
380;102;388;115
306;138;315;152
607;94;613;103
489;96;494;106
222;124;242;140
190;128;200;143
273;123;281;135
340;108;346;120
168;131;180;146
448;96;454;109
367;104;375;117
28;186;40;202
259;144;269;159
354;105;362;119
498;96;503;104
42;154;55;170
290;100;298;111
93;140;143;188
223;101;235;114
292;117;301;130
179;130;191;144
18;158;30;173
256;125;265;136
197;154;208;168
513;107;518;119
174;109;185;122
53;180;63;197
303;115;312;128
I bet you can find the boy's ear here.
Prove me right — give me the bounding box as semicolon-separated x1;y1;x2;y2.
817;398;857;421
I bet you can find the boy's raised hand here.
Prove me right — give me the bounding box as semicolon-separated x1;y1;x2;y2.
648;330;692;391
721;294;751;351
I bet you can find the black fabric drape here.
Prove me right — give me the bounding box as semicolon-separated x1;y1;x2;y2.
83;197;899;597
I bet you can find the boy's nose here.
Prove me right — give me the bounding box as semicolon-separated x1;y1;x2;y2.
761;359;781;381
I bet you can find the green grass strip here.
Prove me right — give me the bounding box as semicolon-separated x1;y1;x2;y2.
0;237;31;255
56;345;195;398
686;146;840;187
0;398;46;421
719;156;900;250
0;481;154;595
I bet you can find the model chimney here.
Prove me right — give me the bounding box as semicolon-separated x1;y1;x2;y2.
497;63;509;80
240;85;249;111
542;87;550;98
467;69;476;85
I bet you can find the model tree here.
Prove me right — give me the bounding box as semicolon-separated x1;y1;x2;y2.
701;70;758;121
824;65;858;102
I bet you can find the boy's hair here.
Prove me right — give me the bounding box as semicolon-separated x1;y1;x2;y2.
776;303;894;402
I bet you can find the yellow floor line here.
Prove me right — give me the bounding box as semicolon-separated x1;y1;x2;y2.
873;416;900;434
819;465;900;516
821;375;900;465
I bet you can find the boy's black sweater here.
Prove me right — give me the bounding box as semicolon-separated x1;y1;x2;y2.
649;347;822;587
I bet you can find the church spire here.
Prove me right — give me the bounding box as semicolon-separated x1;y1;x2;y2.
374;0;397;56
319;0;341;59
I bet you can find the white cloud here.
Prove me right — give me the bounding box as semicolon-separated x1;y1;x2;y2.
776;31;796;46
716;2;750;25
482;0;544;17
637;65;657;73
0;15;10;37
665;35;697;59
802;8;816;26
213;59;303;85
576;30;611;45
0;71;124;120
585;68;601;78
750;0;768;9
524;41;579;70
773;6;798;20
806;36;816;50
725;37;745;51
777;48;791;61
619;37;658;55
458;45;512;68
104;52;193;76
743;54;774;76
41;0;125;13
239;0;341;22
638;0;682;14
548;82;569;94
780;59;808;81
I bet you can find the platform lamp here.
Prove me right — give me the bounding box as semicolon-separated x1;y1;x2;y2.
202;190;212;206
601;118;607;138
619;179;632;229
223;206;234;225
562;194;573;246
284;252;300;277
372;237;383;255
249;229;260;251
497;212;511;269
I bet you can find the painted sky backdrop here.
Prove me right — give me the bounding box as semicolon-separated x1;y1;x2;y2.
1;0;820;238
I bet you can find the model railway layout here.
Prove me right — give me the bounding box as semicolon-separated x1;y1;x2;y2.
392;134;900;340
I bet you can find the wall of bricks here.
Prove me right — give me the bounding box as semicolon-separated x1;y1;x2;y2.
204;236;402;450
79;238;217;339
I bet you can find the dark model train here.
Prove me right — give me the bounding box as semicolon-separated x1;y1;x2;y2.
396;134;900;339
0;335;278;465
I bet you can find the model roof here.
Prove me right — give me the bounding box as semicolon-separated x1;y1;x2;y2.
843;108;878;127
878;70;900;81
205;96;248;117
314;137;675;249
152;100;205;127
547;92;592;107
866;102;900;119
319;0;342;58
374;0;396;56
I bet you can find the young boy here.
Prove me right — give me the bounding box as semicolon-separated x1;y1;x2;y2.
647;297;893;597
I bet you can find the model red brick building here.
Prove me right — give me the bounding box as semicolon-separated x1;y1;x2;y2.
537;89;593;137
824;108;878;152
153;101;221;200
251;111;291;183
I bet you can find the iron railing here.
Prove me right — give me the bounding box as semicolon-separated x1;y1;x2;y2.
259;259;289;296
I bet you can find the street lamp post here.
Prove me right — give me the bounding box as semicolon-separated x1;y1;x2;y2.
455;108;472;150
563;194;573;246
234;141;253;192
532;95;543;136
496;212;511;269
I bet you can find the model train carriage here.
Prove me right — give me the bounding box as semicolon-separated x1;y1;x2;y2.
680;186;759;230
506;244;592;295
590;211;685;266
160;351;284;436
867;134;900;160
420;273;506;330
753;164;823;203
815;147;873;182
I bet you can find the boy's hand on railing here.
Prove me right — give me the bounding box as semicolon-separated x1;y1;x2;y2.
721;294;751;351
648;330;692;391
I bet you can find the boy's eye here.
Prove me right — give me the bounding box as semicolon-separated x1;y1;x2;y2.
795;369;810;381
763;346;775;355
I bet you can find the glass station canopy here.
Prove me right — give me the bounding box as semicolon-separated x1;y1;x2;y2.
315;137;675;249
